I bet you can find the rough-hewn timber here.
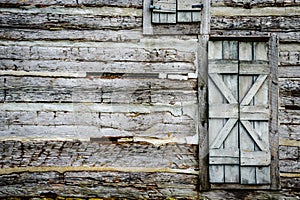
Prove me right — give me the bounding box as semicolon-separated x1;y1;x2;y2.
0;0;299;197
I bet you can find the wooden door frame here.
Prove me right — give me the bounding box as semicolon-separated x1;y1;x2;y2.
198;35;280;190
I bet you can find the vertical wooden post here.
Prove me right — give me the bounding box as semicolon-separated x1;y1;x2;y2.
143;0;153;35
269;34;280;190
198;0;210;191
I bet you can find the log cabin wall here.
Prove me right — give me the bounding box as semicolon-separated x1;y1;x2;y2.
0;0;199;198
0;0;299;198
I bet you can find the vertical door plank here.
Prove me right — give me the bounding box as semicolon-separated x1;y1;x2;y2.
223;40;238;60
239;75;257;184
209;76;225;183
222;41;239;184
253;42;271;184
209;41;222;60
177;12;192;22
224;74;239;183
239;42;257;184
152;13;160;23
209;41;225;183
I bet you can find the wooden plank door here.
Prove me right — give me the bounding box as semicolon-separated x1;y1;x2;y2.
208;40;271;186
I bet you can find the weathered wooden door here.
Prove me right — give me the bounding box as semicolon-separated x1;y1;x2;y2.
208;40;272;187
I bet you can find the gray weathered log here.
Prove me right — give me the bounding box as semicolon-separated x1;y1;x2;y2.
0;60;195;74
211;16;300;32
279;51;300;66
279;124;300;141
0;10;142;30
279;109;300;125
0;171;197;199
0;0;142;7
0;46;195;63
0;111;196;141
0;141;198;169
279;66;300;78
1;76;197;103
279;79;300;108
0;29;143;42
211;0;300;7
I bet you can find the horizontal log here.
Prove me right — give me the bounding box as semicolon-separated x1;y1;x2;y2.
0;171;197;198
1;76;197;103
211;16;300;32
0;7;142;30
0;45;195;63
0;28;143;42
280;160;300;173
279;109;300;125
210;31;300;43
279;146;299;160
279;124;300;141
280;176;300;189
0;0;142;8
0;102;198;142
279;78;300;108
0;28;198;42
0;141;198;170
0;60;195;74
0;124;196;141
279;51;300;66
211;7;300;16
279;79;300;95
0;111;195;136
0;102;185;115
280;95;300;110
280;138;300;147
211;0;300;7
279;66;300;78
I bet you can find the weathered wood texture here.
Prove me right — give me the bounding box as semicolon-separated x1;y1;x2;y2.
1;77;197;103
0;0;143;7
0;0;300;194
0;1;199;198
0;110;196;140
0;141;198;198
0;7;142;30
212;0;300;7
211;16;299;32
0;45;194;62
0;141;198;169
0;171;198;198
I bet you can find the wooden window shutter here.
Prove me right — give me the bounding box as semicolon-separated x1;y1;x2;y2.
151;0;201;24
151;0;176;24
208;39;274;187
